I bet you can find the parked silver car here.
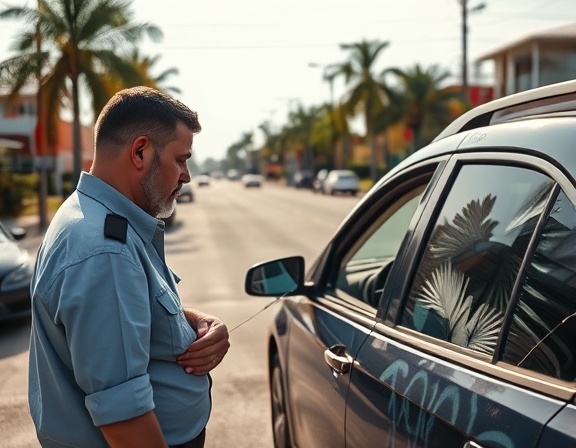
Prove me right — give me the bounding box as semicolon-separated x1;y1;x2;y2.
322;169;360;196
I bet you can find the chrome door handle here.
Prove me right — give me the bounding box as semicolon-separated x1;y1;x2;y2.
324;344;352;376
464;442;484;448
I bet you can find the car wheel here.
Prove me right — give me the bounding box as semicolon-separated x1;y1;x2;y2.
271;353;291;448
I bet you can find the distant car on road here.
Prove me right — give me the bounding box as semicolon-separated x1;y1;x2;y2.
322;169;360;196
196;174;211;187
293;170;314;189
242;173;262;188
176;183;194;202
0;221;33;322
227;169;240;180
312;168;328;193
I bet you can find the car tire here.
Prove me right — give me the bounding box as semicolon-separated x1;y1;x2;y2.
270;353;291;448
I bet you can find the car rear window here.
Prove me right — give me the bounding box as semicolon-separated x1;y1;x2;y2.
401;164;554;358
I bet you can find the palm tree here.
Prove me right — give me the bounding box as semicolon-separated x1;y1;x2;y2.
309;105;334;166
388;64;464;152
258;120;285;176
0;0;162;184
286;103;323;171
239;131;255;173
331;39;395;182
331;103;353;168
226;142;242;170
99;49;181;113
226;132;254;173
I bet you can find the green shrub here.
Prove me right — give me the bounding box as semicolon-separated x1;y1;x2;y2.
0;172;38;216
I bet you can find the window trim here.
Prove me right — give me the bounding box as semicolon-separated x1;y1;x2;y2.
493;182;561;363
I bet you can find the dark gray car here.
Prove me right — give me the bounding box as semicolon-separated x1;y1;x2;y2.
245;80;576;448
0;221;33;321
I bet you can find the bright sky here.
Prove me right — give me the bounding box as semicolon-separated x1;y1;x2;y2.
0;0;574;163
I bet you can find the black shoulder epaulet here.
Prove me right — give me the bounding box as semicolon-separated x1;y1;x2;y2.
104;214;128;243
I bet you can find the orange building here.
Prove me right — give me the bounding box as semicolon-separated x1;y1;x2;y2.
0;85;94;193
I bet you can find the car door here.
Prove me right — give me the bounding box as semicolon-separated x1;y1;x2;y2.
346;154;576;448
284;162;443;448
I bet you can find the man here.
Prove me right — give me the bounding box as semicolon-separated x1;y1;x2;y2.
29;86;230;447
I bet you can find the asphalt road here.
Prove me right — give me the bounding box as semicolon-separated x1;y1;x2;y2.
0;179;361;447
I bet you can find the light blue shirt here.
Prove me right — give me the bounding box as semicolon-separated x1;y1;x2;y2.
29;172;211;447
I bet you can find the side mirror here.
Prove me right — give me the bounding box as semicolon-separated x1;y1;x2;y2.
10;227;26;241
245;256;305;297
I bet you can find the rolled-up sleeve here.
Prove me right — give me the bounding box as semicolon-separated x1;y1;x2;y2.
85;374;153;426
50;248;154;426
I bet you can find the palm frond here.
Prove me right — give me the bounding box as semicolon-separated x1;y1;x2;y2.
465;303;503;355
414;262;504;354
416;263;473;343
505;181;554;233
430;194;498;260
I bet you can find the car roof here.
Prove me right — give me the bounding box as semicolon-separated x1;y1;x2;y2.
435;79;576;141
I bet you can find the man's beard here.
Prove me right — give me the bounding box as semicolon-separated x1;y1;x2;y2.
140;155;177;219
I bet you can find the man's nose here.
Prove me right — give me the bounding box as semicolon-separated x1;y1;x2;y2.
181;167;191;183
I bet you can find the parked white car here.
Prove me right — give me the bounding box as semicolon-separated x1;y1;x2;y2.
242;173;263;188
322;169;360;196
196;174;211;187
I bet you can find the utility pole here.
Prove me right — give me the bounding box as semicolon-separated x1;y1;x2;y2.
460;0;486;103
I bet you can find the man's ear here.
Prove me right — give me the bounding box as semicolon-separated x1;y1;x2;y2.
130;136;151;169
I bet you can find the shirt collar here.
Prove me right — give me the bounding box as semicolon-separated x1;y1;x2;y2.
76;172;163;246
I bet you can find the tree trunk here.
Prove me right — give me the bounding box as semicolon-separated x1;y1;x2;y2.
412;124;423;153
366;107;378;183
369;133;378;183
72;76;82;188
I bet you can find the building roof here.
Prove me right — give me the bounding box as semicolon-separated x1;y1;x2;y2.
476;22;576;62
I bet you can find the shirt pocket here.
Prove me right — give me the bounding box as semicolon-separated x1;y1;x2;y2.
151;287;196;361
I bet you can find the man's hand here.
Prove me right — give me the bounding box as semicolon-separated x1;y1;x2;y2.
178;309;230;375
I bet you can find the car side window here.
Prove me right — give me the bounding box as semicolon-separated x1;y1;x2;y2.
503;190;576;381
335;184;427;309
401;164;555;357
